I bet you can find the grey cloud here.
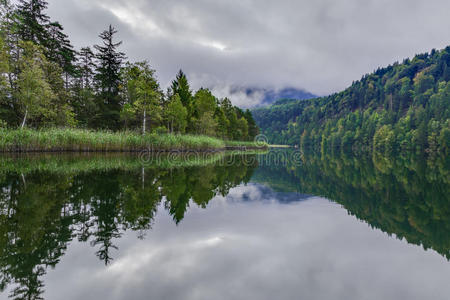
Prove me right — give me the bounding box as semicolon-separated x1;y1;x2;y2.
46;0;450;106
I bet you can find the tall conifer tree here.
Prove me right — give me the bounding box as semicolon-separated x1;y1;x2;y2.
16;0;50;44
94;25;126;129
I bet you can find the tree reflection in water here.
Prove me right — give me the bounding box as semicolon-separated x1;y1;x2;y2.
0;150;448;299
0;153;257;299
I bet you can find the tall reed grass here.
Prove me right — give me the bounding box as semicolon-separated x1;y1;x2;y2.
0;128;264;152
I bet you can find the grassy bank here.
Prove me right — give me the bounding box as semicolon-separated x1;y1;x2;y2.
0;128;266;152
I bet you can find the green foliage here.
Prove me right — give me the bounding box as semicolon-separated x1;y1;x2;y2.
94;25;126;130
0;128;230;152
237;116;249;140
120;61;162;133
254;47;450;153
196;111;217;136
0;4;259;140
373;125;395;153
165;94;187;133
15;41;55;128
193;88;216;115
0;35;10;122
171;70;192;109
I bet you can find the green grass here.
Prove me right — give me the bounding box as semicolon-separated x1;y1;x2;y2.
0;128;242;152
0;128;268;152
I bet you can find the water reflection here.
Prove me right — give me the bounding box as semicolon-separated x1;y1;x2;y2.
254;150;450;258
0;153;257;299
0;151;449;300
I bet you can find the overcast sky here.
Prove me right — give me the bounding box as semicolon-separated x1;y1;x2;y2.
45;0;450;106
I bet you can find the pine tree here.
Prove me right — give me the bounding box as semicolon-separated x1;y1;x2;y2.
16;0;50;44
171;70;192;108
68;47;97;127
221;98;238;139
244;109;259;140
170;70;194;131
94;25;126;129
214;107;229;139
193;88;216;117
46;21;76;87
77;47;95;89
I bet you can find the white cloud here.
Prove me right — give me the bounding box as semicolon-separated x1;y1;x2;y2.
46;0;450;106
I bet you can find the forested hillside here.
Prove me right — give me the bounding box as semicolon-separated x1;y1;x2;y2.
0;0;258;141
254;47;450;153
252;98;311;144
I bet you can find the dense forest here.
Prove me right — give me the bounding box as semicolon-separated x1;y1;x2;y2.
253;47;450;153
0;0;258;141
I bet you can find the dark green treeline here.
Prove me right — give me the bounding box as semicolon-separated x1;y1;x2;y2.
253;47;450;153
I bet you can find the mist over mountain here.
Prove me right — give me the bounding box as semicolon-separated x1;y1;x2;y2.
252;87;317;106
211;86;316;108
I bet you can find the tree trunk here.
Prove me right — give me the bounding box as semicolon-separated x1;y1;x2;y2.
142;109;146;135
21;108;28;129
21;173;26;188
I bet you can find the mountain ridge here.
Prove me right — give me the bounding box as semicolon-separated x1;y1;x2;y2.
253;46;450;152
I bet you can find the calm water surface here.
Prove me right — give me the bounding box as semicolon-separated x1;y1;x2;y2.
0;151;449;300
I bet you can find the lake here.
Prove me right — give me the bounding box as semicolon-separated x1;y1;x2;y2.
0;150;449;300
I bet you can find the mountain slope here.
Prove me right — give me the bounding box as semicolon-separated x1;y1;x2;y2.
254;46;450;153
252;99;312;144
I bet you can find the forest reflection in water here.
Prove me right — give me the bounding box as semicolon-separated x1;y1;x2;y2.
0;150;448;299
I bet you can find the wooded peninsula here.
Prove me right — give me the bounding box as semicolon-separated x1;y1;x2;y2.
0;1;262;152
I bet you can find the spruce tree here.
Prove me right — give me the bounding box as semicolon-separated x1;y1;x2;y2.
77;47;95;89
71;47;97;127
46;21;76;86
16;0;50;44
15;1;75;83
94;25;126;129
171;70;192;108
244;109;259;140
171;70;193;129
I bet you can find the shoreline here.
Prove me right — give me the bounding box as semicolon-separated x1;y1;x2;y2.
0;128;268;153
